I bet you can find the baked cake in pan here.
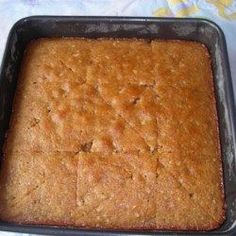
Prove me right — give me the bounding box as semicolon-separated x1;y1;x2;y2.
0;38;225;230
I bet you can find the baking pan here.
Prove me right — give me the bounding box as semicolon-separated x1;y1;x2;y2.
0;16;235;235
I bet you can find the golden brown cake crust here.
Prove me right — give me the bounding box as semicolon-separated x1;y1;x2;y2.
0;38;225;231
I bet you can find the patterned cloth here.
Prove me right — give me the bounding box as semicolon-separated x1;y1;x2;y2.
0;0;235;235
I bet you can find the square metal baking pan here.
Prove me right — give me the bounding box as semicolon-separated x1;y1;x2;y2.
0;16;235;235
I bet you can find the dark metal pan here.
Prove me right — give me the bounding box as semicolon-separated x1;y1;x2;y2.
0;16;235;235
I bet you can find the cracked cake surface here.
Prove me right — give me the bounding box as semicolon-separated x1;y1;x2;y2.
0;38;225;230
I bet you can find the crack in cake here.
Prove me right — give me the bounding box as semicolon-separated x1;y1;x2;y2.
0;38;225;230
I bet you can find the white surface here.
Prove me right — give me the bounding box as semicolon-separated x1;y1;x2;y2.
0;0;235;235
0;232;34;236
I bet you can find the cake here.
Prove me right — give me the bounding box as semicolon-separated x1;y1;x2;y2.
0;38;225;230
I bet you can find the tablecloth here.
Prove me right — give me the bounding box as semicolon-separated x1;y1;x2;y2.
0;0;235;235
